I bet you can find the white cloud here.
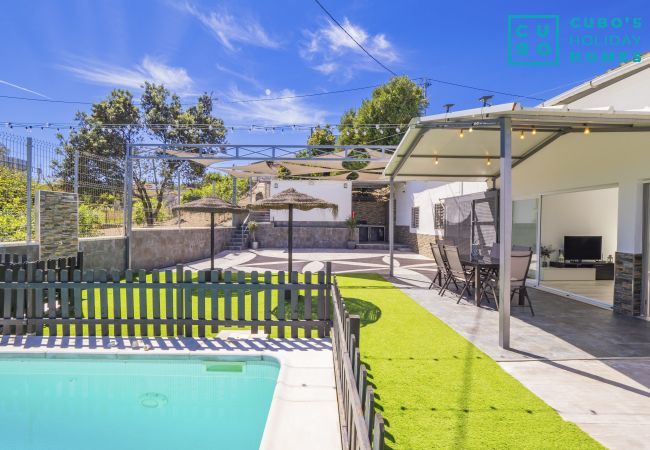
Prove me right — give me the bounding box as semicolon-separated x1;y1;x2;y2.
215;64;262;88
0;79;50;99
63;56;194;93
215;86;328;125
301;18;398;79
181;2;280;51
314;62;338;75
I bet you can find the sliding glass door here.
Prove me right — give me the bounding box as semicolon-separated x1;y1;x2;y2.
512;199;539;281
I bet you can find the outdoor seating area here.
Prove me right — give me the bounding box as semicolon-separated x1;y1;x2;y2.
429;242;534;315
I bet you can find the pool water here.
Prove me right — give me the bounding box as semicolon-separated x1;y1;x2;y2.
0;357;279;450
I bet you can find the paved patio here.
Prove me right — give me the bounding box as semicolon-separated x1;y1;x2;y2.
183;248;650;449
400;282;650;450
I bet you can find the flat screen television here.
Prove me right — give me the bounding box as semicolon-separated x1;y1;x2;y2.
564;236;602;261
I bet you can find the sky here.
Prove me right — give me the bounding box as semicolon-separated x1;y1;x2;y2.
0;0;647;146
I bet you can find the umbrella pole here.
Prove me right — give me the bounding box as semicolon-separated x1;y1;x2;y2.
288;205;293;274
210;212;215;271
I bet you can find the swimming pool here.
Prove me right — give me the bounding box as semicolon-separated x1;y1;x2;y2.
0;356;279;450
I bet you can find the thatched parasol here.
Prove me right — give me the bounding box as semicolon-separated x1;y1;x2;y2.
173;197;247;270
247;188;337;274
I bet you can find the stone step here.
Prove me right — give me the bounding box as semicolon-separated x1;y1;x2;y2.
355;243;411;251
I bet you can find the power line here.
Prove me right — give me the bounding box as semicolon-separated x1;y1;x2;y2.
0;82;395;107
311;1;545;102
313;0;398;76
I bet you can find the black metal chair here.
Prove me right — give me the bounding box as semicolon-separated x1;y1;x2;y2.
440;245;474;300
483;250;535;315
429;242;449;290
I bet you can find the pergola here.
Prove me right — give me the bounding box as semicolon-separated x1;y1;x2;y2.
383;102;650;348
122;143;394;267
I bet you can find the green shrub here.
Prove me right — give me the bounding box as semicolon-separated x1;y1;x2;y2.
78;203;103;236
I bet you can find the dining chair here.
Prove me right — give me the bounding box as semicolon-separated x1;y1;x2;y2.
440;245;474;300
483;250;535;315
429;242;448;290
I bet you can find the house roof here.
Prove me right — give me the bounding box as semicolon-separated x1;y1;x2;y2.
541;52;650;107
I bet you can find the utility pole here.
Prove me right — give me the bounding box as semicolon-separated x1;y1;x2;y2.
420;77;432;115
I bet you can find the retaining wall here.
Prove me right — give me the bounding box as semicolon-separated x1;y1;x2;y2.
256;222;349;249
1;226;235;272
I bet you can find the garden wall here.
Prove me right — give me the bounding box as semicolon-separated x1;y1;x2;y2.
0;242;39;261
130;226;235;270
256;222;349;249
79;236;126;272
1;226;235;272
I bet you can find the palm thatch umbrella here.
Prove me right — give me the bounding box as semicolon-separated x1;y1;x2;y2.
246;188;337;273
173;197;247;270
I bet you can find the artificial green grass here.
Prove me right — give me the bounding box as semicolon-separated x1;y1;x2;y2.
336;274;601;450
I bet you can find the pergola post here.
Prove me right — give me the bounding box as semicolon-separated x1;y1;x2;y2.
124;143;133;270
389;178;395;277
288;205;294;274
498;117;512;349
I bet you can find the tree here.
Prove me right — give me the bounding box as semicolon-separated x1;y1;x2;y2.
55;84;227;226
338;76;427;145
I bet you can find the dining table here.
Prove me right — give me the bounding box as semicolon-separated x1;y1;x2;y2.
459;255;500;306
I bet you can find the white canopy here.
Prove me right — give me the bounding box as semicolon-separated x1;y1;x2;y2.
384;103;650;182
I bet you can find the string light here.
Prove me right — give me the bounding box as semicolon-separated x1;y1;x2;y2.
583;125;590;135
520;131;525;140
434;156;439;165
459;129;464;138
395;127;401;133
468;126;473;133
531;126;537;135
486;157;492;166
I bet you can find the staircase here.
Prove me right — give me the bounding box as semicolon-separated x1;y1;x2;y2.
249;209;270;223
226;225;249;251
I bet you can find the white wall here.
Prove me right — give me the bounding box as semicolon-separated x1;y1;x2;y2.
541;187;618;260
269;180;350;222
395;181;487;235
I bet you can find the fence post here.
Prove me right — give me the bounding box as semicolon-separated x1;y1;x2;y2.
25;137;33;243
349;315;361;350
123;144;133;269
325;261;332;333
73;149;79;194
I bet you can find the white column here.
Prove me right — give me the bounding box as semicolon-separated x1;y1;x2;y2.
389;179;395;276
499;117;512;349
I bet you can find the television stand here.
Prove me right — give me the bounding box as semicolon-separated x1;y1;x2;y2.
548;261;614;280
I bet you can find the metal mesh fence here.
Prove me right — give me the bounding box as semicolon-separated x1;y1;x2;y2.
0;132;124;242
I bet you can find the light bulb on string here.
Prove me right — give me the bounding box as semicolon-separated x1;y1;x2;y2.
531;126;537;135
520;131;525;140
459;129;464;138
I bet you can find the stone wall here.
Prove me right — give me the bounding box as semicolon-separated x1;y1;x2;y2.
79;237;126;272
130;226;235;270
395;225;437;258
0;242;39;261
614;252;643;316
352;200;388;225
36;190;79;259
257;222;349;249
